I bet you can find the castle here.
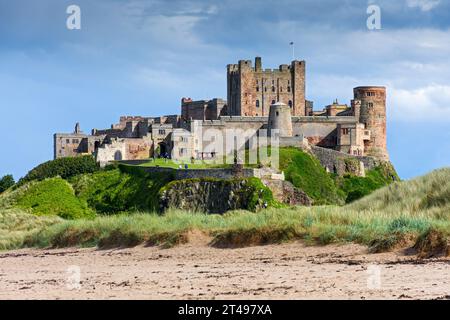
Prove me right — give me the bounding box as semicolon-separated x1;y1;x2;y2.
54;57;389;169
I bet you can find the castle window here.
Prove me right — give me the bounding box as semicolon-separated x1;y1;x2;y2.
368;102;374;108
272;86;275;92
256;100;260;108
179;148;186;156
271;100;276;105
287;86;291;92
159;129;166;135
256;86;260;92
264;87;267;92
342;128;350;135
276;111;279;116
367;92;375;97
280;87;283;92
288;101;293;108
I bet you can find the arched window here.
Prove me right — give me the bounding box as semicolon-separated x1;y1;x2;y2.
271;100;276;105
114;150;122;161
288;100;293;108
272;86;275;92
256;100;260;108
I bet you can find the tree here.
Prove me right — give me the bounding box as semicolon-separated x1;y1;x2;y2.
0;175;15;193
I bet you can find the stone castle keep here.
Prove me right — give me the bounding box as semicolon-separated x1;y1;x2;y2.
54;57;389;169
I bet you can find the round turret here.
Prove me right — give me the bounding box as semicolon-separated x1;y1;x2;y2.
353;86;388;160
268;102;293;137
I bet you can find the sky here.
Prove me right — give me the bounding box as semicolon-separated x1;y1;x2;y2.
0;0;449;180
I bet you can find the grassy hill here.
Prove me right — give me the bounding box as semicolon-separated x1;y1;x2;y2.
0;167;447;257
1;178;94;220
278;147;398;205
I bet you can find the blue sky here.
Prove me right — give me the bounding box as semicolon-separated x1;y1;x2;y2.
0;0;449;180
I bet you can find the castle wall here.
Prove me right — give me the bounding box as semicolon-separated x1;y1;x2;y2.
97;138;152;166
310;145;379;176
54;133;88;159
290;117;358;148
125;165;283;181
181;98;227;121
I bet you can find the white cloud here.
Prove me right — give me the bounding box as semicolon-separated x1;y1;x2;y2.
406;0;441;11
389;84;450;121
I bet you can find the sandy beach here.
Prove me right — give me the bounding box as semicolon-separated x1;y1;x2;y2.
0;239;449;300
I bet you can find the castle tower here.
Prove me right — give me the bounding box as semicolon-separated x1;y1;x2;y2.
268;102;293;137
353;86;389;160
227;57;306;117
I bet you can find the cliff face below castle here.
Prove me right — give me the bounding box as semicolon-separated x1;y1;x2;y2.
159;178;275;214
159;178;312;214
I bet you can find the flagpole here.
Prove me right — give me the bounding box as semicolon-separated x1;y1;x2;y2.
290;42;295;61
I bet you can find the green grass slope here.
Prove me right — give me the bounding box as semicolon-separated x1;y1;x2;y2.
69;167;174;214
279;147;343;205
12;178;94;220
278;147;398;204
335;162;399;203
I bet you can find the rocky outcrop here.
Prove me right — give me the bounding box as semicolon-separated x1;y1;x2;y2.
262;179;312;206
159;178;275;214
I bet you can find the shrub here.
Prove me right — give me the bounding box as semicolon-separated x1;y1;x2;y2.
0;175;15;193
14;178;95;220
18;156;99;185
